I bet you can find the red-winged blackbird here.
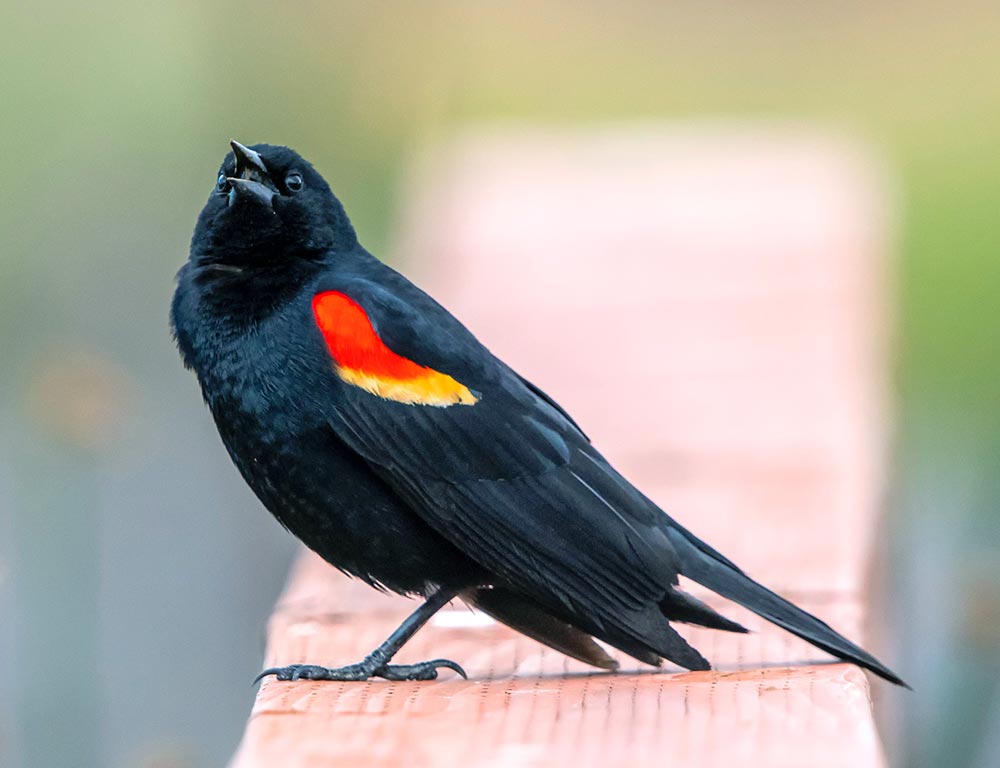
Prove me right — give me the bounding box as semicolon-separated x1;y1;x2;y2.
171;141;905;686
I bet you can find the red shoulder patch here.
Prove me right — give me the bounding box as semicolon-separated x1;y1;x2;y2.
311;291;477;407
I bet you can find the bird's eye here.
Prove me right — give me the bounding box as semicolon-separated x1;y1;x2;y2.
285;173;304;193
216;173;228;193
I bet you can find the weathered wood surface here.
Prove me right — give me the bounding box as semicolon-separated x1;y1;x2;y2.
231;127;892;768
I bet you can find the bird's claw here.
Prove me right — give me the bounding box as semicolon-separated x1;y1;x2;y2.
373;658;468;681
253;663;368;684
254;658;467;685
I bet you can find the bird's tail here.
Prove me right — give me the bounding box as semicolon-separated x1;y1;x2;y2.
466;586;620;671
664;526;907;687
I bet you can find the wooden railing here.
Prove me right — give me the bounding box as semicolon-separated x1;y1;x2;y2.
230;126;894;768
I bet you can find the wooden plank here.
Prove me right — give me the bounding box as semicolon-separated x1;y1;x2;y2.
231;126;891;767
233;556;883;768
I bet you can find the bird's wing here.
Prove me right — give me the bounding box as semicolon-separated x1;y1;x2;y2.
310;273;708;667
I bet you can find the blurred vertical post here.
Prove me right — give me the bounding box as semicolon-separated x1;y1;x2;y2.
8;352;125;768
12;441;101;768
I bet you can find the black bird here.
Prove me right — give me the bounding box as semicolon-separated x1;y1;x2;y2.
171;141;905;686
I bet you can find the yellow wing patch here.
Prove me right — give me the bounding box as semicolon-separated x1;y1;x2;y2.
336;367;478;406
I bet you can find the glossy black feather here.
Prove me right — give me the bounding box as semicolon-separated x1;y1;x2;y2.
466;587;618;670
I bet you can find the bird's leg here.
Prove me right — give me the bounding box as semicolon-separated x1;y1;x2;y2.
254;588;466;683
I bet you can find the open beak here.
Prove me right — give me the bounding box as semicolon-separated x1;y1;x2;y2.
231;140;269;178
228;140;277;208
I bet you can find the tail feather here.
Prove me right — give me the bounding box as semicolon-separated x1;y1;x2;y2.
610;603;711;672
665;527;907;687
466;587;620;670
471;586;716;673
661;588;748;634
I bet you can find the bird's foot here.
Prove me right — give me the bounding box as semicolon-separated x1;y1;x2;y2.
254;658;466;685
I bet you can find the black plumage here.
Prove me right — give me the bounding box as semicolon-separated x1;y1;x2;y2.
171;141;905;686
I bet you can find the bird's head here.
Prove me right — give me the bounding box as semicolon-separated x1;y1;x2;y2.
191;141;357;271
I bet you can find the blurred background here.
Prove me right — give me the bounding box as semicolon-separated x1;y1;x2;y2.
1;2;998;767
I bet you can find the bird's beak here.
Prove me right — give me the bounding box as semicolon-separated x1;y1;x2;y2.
228;177;276;207
228;140;277;208
231;140;269;178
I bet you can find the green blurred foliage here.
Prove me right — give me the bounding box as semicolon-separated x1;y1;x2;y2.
2;0;998;416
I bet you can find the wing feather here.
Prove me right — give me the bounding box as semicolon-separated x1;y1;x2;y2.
316;270;689;662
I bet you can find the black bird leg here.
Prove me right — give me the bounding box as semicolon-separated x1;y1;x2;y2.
254;588;466;683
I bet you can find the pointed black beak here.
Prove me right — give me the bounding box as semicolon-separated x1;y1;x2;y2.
228;140;277;209
230;140;269;178
228;178;276;207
